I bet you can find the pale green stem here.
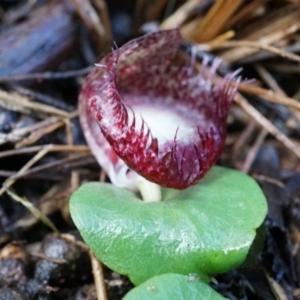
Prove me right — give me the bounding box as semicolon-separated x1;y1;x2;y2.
136;177;162;202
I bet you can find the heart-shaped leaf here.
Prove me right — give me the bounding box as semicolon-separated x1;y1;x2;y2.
70;166;267;285
123;273;227;300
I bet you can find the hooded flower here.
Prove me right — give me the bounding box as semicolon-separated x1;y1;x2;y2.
79;29;238;190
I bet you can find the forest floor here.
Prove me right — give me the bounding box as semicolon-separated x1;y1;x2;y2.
0;0;300;299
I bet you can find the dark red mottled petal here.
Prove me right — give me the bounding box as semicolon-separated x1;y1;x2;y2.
79;94;140;190
79;29;238;189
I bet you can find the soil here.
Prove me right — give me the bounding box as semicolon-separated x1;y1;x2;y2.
0;0;300;299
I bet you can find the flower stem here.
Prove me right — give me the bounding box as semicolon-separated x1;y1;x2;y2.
136;178;162;202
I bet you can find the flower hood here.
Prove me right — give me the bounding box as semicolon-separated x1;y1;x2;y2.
79;29;238;190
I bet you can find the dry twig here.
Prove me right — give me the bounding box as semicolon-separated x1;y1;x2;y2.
233;93;300;160
0;145;52;197
189;0;243;43
0;67;92;82
6;189;59;234
70;0;112;53
0;89;72;118
0;144;90;159
90;252;108;300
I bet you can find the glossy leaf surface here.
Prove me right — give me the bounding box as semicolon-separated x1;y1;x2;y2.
123;273;227;300
70;166;267;285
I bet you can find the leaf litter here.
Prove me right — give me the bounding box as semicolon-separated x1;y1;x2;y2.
0;0;300;299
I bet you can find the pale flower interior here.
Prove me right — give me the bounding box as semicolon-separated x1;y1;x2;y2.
127;102;195;145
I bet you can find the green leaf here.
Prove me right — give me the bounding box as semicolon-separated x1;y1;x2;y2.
123;273;227;300
70;166;267;285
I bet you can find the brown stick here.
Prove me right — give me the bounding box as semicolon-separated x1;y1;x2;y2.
0;0;79;77
190;0;243;42
89;252;108;300
233;94;300;159
70;0;112;54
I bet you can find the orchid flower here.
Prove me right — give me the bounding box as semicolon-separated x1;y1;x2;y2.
79;29;239;197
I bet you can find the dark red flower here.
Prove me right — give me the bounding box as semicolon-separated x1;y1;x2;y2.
79;29;238;190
